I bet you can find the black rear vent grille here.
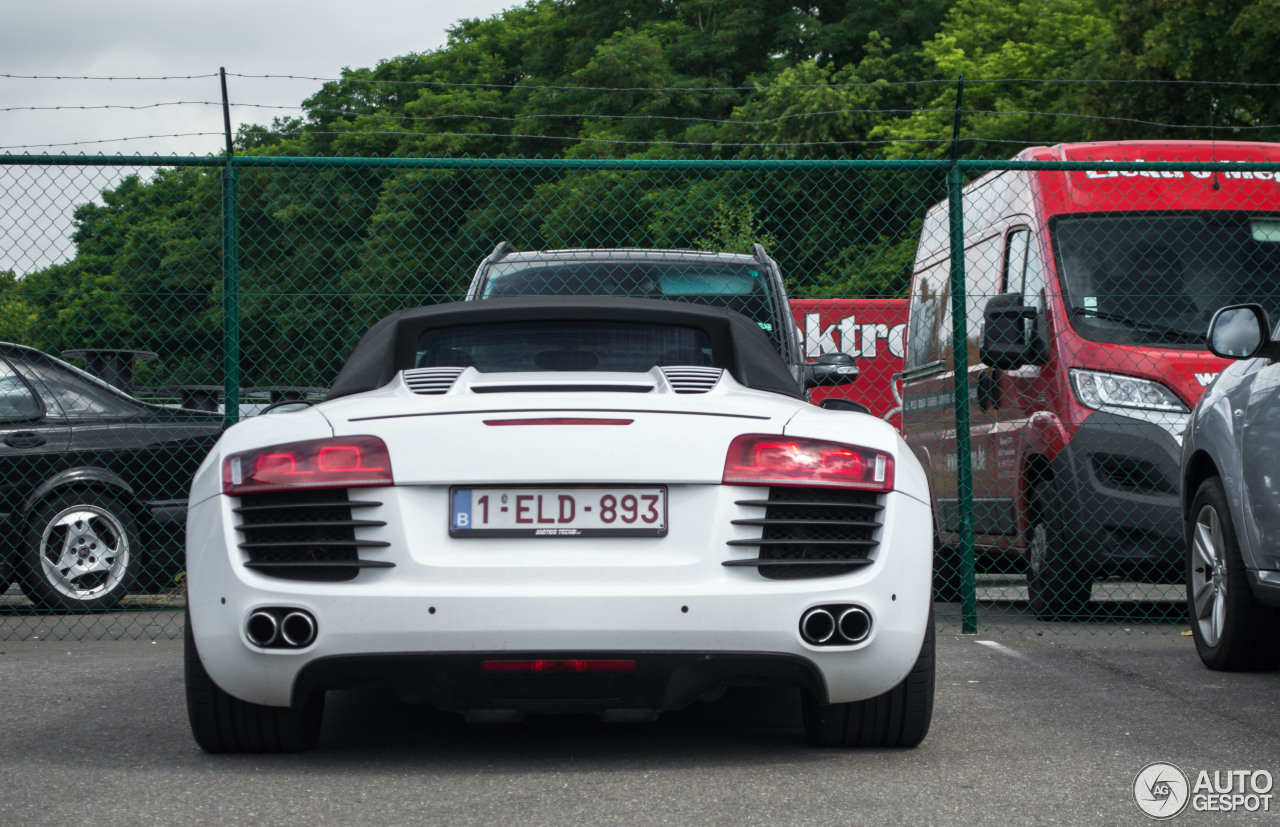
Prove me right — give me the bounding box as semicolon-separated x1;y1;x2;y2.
726;487;883;580
235;488;390;582
660;366;722;393
403;367;466;395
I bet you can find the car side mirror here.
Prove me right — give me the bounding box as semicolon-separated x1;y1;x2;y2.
980;292;1038;370
1206;304;1280;360
805;352;859;388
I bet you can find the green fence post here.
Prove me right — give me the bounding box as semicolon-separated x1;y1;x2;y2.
221;164;239;427
948;79;978;634
220;68;240;427
949;165;978;634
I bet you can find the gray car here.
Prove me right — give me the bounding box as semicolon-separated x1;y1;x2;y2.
1181;304;1280;670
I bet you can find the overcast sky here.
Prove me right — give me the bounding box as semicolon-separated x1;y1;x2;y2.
2;0;520;155
0;1;520;273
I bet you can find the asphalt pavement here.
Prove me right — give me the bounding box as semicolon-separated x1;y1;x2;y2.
1;612;1276;826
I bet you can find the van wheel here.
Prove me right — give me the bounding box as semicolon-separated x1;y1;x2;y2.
802;611;934;748
1026;482;1092;620
933;537;963;602
184;610;324;753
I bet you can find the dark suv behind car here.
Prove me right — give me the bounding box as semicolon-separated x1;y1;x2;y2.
466;244;857;393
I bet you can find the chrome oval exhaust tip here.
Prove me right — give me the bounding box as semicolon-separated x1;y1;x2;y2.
837;607;872;644
280;611;317;648
800;608;836;645
245;610;280;647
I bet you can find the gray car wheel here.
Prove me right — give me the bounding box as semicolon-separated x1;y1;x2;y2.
1187;477;1280;671
19;490;139;613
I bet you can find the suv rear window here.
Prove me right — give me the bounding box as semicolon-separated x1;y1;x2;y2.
481;260;782;350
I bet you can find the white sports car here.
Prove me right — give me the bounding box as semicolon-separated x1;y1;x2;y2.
183;296;934;752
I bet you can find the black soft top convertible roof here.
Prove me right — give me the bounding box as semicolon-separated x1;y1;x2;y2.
327;296;803;400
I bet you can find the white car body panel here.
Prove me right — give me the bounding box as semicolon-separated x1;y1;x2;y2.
188;368;932;712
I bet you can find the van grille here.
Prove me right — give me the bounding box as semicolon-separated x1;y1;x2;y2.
725;487;883;579
1090;453;1176;495
234;489;391;581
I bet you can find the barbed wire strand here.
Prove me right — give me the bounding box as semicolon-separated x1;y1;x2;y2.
7;99;1279;133
0;73;220;81
7;72;1280;93
229;74;1280;92
0;133;224;151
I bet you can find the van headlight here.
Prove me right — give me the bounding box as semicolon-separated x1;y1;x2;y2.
1069;369;1188;413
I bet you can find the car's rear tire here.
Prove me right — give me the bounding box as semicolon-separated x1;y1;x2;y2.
18;490;139;613
184;610;324;753
802;612;934;748
1026;482;1092;620
1187;477;1280;671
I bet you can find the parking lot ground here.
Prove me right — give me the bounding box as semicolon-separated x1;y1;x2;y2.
1;603;1275;826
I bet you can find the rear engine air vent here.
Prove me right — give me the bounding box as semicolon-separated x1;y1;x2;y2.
725;487;883;579
234;488;391;582
660;366;723;394
403;367;466;395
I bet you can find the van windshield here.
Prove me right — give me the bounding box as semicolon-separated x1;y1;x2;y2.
481;259;783;351
1052;212;1280;349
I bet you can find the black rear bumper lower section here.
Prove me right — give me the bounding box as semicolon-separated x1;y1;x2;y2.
291;651;827;714
1046;411;1185;574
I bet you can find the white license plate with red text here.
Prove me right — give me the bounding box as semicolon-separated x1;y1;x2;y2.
449;487;668;537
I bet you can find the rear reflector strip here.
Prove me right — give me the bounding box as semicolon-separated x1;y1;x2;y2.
481;659;637;672
483;418;633;426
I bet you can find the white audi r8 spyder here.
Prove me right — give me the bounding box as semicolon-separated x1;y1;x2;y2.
183;296;934;752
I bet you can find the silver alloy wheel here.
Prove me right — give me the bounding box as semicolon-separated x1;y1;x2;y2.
1191;502;1228;647
38;505;131;601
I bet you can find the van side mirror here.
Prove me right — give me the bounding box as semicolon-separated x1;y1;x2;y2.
805;352;859;388
1207;304;1280;360
980;293;1038;370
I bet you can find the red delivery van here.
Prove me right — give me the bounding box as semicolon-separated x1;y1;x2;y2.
791;298;908;430
901;141;1280;618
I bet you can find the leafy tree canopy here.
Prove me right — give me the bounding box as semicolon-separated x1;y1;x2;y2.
8;0;1277;387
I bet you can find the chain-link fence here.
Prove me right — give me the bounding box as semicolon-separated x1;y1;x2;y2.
2;149;1279;639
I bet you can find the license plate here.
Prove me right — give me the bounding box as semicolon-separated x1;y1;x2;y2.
449;487;667;537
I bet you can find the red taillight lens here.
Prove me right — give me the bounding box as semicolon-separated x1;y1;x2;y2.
480;660;636;673
222;435;394;495
722;434;894;491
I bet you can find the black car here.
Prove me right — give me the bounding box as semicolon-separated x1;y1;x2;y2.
0;343;222;611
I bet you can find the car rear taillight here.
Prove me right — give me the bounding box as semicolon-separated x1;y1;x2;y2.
222;435;394;495
722;434;894;491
